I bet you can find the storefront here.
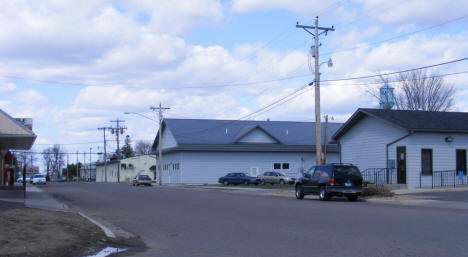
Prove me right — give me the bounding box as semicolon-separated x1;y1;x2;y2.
0;109;36;186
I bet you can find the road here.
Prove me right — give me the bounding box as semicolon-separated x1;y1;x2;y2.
43;183;468;257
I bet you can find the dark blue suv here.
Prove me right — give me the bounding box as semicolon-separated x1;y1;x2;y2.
295;164;363;201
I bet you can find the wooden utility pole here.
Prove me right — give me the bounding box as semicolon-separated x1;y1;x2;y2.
110;119;127;183
296;17;334;165
98;127;111;182
323;115;328;164
150;103;170;186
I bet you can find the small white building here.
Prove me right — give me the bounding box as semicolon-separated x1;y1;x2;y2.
96;155;155;183
152;119;342;184
333;108;468;189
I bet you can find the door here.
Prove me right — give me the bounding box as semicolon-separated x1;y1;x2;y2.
456;149;466;175
397;146;406;184
301;167;315;193
251;167;259;177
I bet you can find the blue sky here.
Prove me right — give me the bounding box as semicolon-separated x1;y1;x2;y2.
1;0;468;167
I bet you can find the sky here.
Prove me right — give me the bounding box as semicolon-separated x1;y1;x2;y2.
2;0;468;165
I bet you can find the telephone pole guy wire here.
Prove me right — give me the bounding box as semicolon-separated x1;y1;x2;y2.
296;16;335;165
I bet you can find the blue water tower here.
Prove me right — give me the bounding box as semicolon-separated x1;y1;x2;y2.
379;83;395;109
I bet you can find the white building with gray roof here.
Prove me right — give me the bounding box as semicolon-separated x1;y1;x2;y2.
152;119;342;184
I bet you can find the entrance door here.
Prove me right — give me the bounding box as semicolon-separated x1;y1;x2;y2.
456;149;466;175
397;147;406;184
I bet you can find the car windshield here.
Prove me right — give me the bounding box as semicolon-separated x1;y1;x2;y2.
334;166;361;179
35;175;45;178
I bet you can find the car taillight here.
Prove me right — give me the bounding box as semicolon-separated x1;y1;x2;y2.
329;178;335;186
362;180;365;186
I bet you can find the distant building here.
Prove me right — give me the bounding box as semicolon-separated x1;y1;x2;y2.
152;119;342;184
80;163;97;181
96;155;155;183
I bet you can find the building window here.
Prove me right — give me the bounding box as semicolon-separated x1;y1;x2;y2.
273;163;281;169
282;163;289;169
421;149;433;175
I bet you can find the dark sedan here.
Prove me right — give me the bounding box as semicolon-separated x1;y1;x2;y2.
219;173;259;186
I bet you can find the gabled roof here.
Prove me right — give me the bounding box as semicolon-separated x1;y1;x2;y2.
153;118;343;153
231;125;281;144
333;108;468;140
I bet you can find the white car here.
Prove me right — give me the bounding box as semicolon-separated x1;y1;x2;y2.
31;174;46;185
16;176;32;183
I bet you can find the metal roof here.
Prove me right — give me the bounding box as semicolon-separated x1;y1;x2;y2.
333;108;468;140
153;118;343;153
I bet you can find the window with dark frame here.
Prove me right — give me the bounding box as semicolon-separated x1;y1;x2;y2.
282;163;289;169
273;163;281;169
421;149;433;175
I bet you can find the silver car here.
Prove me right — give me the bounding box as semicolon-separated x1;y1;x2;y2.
259;171;295;185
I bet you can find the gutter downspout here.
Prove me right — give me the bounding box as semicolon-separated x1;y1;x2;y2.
386;131;412;184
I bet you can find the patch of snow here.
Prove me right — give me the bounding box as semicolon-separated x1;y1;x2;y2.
86;247;127;257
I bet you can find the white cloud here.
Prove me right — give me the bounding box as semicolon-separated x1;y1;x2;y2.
231;0;334;17
358;0;468;26
0;83;16;93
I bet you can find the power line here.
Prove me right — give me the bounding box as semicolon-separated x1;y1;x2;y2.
321;57;468;83
322;13;468;57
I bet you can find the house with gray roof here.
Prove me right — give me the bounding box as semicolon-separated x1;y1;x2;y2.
152;119;342;184
333;108;468;189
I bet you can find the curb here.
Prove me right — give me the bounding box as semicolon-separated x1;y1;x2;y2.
79;212;116;239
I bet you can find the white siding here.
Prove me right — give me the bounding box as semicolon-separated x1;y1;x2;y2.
340;115;407;171
159;127;177;150
402;133;468;188
0;112;30;135
237;129;277;143
164;151;339;184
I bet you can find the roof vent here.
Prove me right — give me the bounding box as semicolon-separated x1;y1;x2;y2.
286;129;289;135
226;128;228;135
266;118;270;122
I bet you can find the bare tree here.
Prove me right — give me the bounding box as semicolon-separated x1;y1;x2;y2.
370;70;456;111
42;145;65;180
394;70;455;111
134;140;152;155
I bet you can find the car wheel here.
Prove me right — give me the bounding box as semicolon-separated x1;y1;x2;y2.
319;187;329;201
260;180;265;185
223;180;229;186
295;185;304;200
279;179;285;185
243;180;249;186
347;195;358;202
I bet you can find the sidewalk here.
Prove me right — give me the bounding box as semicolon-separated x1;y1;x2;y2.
0;185;109;257
0;184;69;210
392;184;468;195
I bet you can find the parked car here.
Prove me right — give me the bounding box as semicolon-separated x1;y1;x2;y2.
218;172;259;186
31;174;46;185
295;163;363;201
132;175;153;186
258;171;295;185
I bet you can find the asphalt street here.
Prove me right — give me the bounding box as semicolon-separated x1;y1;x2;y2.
405;190;468;202
42;183;468;257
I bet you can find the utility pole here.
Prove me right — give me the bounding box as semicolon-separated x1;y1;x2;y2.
89;148;92;181
66;154;69;181
323;115;328;164
296;17;334;165
76;151;79;181
150;102;170;186
110;119;127;183
98;127;111;183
